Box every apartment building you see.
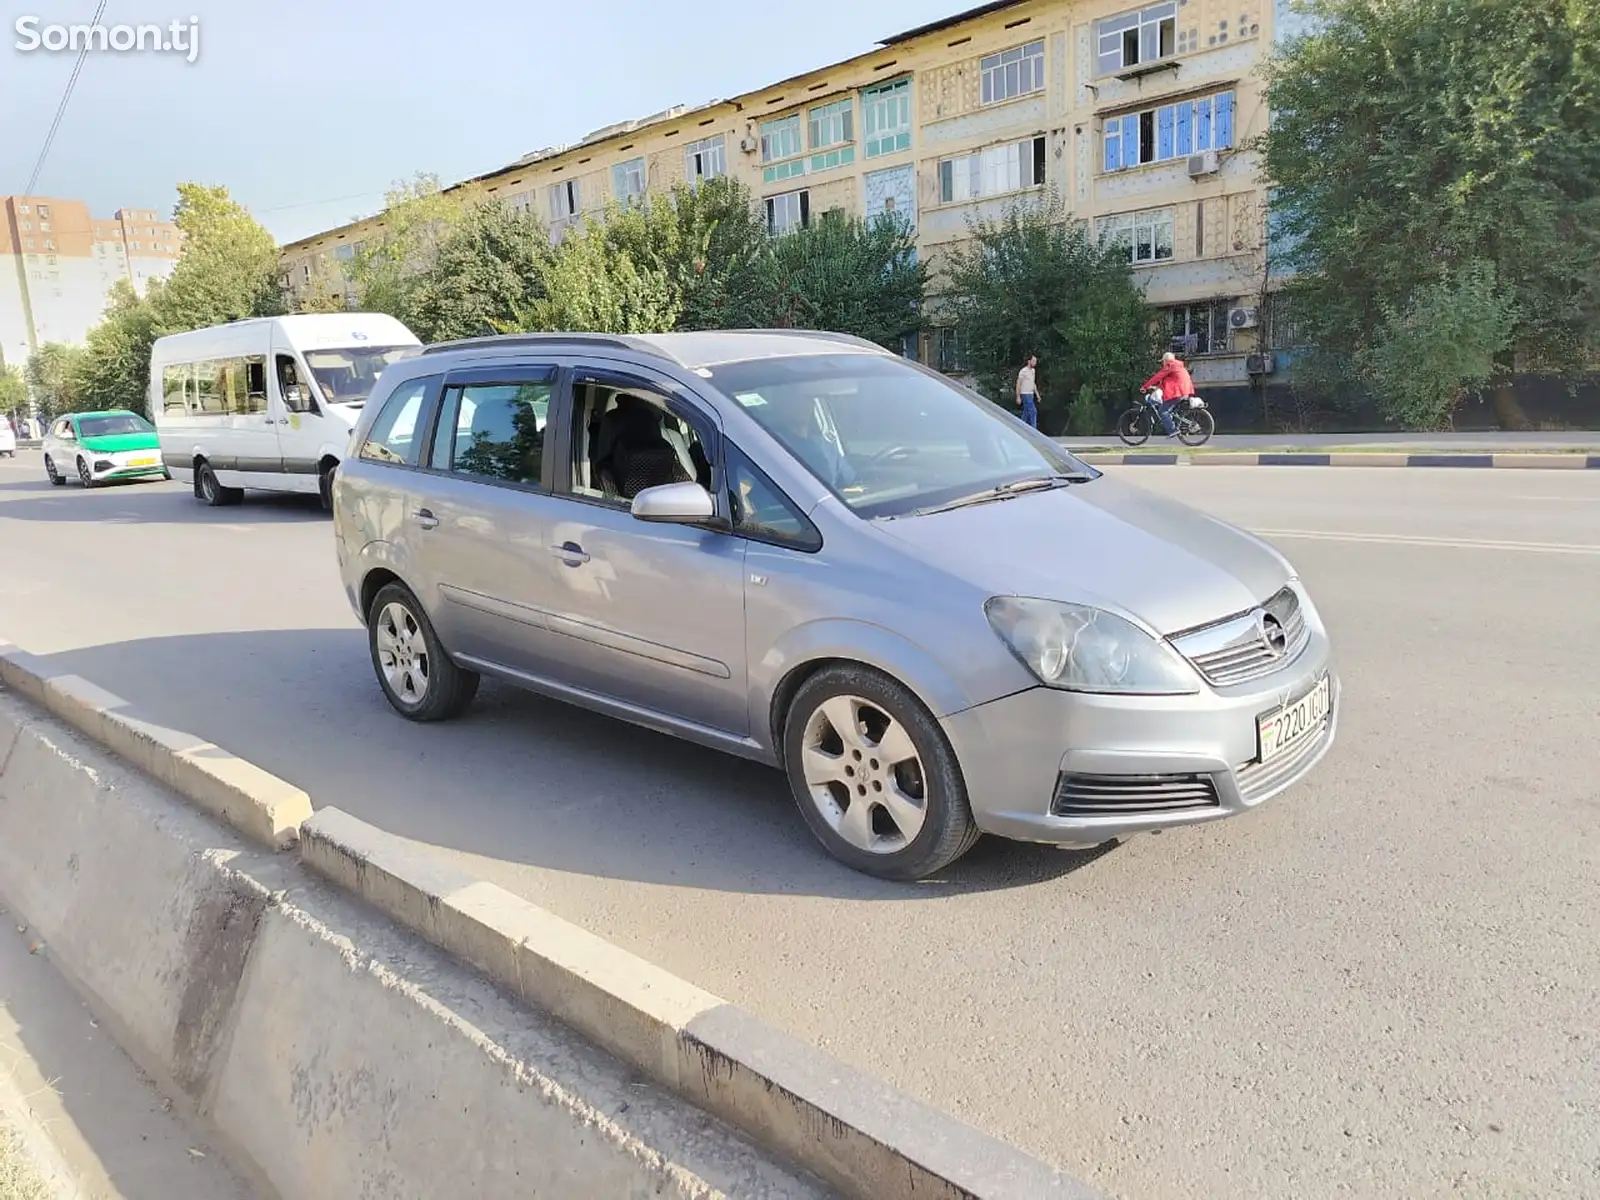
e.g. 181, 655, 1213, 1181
0, 197, 181, 370
281, 0, 1314, 390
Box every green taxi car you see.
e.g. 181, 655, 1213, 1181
43, 410, 171, 488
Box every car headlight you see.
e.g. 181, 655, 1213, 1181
984, 597, 1200, 695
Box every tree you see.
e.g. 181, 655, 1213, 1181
0, 365, 27, 416
506, 216, 680, 334
757, 211, 927, 349
348, 173, 479, 324
24, 343, 85, 421
73, 280, 162, 416
942, 199, 1160, 431
154, 184, 283, 334
1263, 0, 1600, 427
404, 200, 553, 342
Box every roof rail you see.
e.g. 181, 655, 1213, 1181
419, 332, 669, 360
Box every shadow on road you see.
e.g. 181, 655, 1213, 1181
0, 474, 326, 524
37, 629, 1119, 901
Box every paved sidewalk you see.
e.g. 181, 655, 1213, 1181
1059, 431, 1600, 453
0, 913, 253, 1200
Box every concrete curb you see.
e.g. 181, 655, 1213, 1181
1073, 451, 1600, 468
0, 644, 311, 849
0, 644, 1100, 1199
0, 692, 833, 1200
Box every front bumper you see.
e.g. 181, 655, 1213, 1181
87, 451, 166, 481
940, 630, 1339, 845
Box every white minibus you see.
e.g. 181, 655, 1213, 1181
150, 313, 422, 507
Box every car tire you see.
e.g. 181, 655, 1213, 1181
367, 582, 479, 722
44, 456, 64, 486
318, 461, 336, 512
76, 457, 96, 488
196, 461, 241, 507
783, 664, 980, 880
161, 468, 172, 481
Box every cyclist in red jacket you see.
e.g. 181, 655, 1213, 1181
1142, 352, 1196, 438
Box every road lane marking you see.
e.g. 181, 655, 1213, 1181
1252, 529, 1600, 556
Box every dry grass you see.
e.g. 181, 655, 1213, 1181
0, 1123, 52, 1200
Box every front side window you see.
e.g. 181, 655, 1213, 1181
360, 378, 432, 466
566, 380, 711, 505
980, 40, 1046, 105
302, 345, 419, 407
708, 354, 1093, 519
725, 444, 820, 551
433, 380, 551, 486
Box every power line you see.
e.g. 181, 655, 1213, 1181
23, 0, 109, 197
254, 190, 387, 215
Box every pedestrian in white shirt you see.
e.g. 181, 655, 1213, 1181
1015, 355, 1040, 429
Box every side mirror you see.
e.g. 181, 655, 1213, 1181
630, 481, 716, 525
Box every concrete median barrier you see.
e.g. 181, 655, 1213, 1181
0, 691, 832, 1200
0, 642, 1102, 1199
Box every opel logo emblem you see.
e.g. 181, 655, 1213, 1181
1258, 612, 1288, 657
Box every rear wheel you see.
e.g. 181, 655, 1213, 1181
44, 456, 64, 486
196, 461, 242, 507
368, 582, 479, 722
1176, 407, 1216, 447
783, 664, 979, 880
1116, 406, 1152, 446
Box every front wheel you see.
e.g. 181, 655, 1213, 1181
368, 582, 480, 722
783, 665, 980, 880
76, 457, 96, 488
1176, 407, 1216, 447
1116, 407, 1152, 447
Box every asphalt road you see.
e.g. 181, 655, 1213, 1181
1, 450, 1596, 1199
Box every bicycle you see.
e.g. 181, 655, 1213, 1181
1116, 386, 1216, 447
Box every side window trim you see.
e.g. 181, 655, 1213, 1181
424, 363, 563, 494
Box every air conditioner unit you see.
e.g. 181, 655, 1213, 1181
1229, 306, 1260, 330
1246, 351, 1276, 376
1187, 151, 1220, 177
738, 137, 759, 154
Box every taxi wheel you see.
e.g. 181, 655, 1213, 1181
76, 457, 97, 488
45, 456, 65, 486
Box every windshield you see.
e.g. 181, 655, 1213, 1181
303, 345, 420, 407
704, 353, 1097, 518
77, 413, 154, 439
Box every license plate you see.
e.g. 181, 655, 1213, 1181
130, 457, 156, 466
1257, 675, 1331, 764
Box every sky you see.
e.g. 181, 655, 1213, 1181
2, 0, 963, 244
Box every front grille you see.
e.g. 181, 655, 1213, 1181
1052, 773, 1220, 817
1236, 714, 1333, 803
1175, 586, 1309, 687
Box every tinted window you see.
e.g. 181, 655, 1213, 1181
705, 354, 1095, 519
359, 378, 430, 466
726, 444, 820, 551
435, 382, 550, 486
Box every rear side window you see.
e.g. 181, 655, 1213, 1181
432, 380, 552, 488
359, 378, 431, 466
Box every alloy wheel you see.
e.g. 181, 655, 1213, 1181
374, 600, 431, 706
800, 695, 928, 854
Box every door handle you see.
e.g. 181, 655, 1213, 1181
411, 508, 439, 530
550, 541, 589, 565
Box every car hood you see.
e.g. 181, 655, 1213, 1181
875, 475, 1293, 634
79, 431, 160, 453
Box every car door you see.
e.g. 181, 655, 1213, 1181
536, 360, 749, 736
408, 361, 571, 677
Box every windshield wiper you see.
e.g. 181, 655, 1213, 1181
912, 474, 1086, 516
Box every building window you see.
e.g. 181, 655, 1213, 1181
131, 241, 141, 251
938, 136, 1047, 203
1103, 90, 1235, 171
808, 98, 855, 172
980, 40, 1046, 105
334, 244, 355, 261
612, 156, 646, 205
45, 254, 56, 265
1167, 303, 1230, 355
22, 239, 34, 250
1097, 3, 1177, 75
1097, 208, 1176, 264
765, 190, 810, 235
931, 328, 969, 373
550, 178, 580, 219
20, 221, 31, 232
17, 204, 27, 214
36, 204, 49, 218
685, 135, 726, 183
862, 78, 912, 158
761, 114, 805, 183
39, 221, 51, 232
